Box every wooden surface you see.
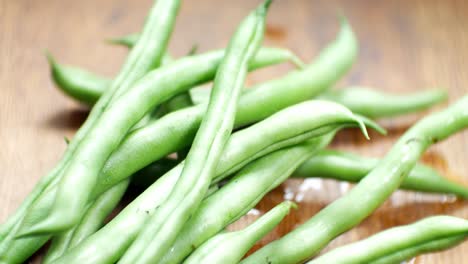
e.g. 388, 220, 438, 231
1, 0, 468, 263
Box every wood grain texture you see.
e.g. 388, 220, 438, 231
1, 0, 467, 263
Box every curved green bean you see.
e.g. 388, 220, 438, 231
242, 95, 468, 264
160, 133, 335, 264
309, 216, 468, 264
184, 201, 297, 264
119, 3, 271, 262
48, 55, 110, 106
48, 47, 304, 106
26, 41, 301, 236
320, 87, 448, 118
0, 0, 179, 249
52, 100, 368, 264
369, 234, 467, 264
294, 149, 468, 197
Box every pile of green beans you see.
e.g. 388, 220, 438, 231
2, 0, 468, 263
1, 17, 360, 262
52, 100, 368, 264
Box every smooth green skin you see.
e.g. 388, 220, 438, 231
242, 95, 468, 264
308, 216, 468, 264
369, 234, 467, 264
160, 134, 335, 264
48, 47, 304, 106
43, 181, 128, 263
294, 149, 468, 198
320, 87, 448, 118
184, 201, 297, 264
52, 100, 367, 264
2, 20, 357, 261
29, 45, 296, 236
120, 3, 270, 262
93, 18, 357, 198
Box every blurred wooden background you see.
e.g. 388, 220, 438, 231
1, 0, 468, 263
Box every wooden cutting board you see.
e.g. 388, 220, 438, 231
1, 0, 467, 262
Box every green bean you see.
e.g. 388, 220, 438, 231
26, 41, 301, 236
369, 234, 467, 264
52, 100, 368, 264
1, 0, 180, 246
119, 2, 271, 262
48, 48, 304, 106
320, 87, 448, 118
160, 133, 335, 264
242, 95, 468, 264
184, 201, 297, 264
308, 216, 468, 264
91, 17, 357, 198
294, 149, 468, 197
48, 55, 111, 106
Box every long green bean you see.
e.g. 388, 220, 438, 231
242, 95, 468, 264
52, 100, 368, 264
320, 87, 448, 118
184, 201, 296, 264
308, 216, 468, 264
294, 149, 468, 197
369, 234, 467, 264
